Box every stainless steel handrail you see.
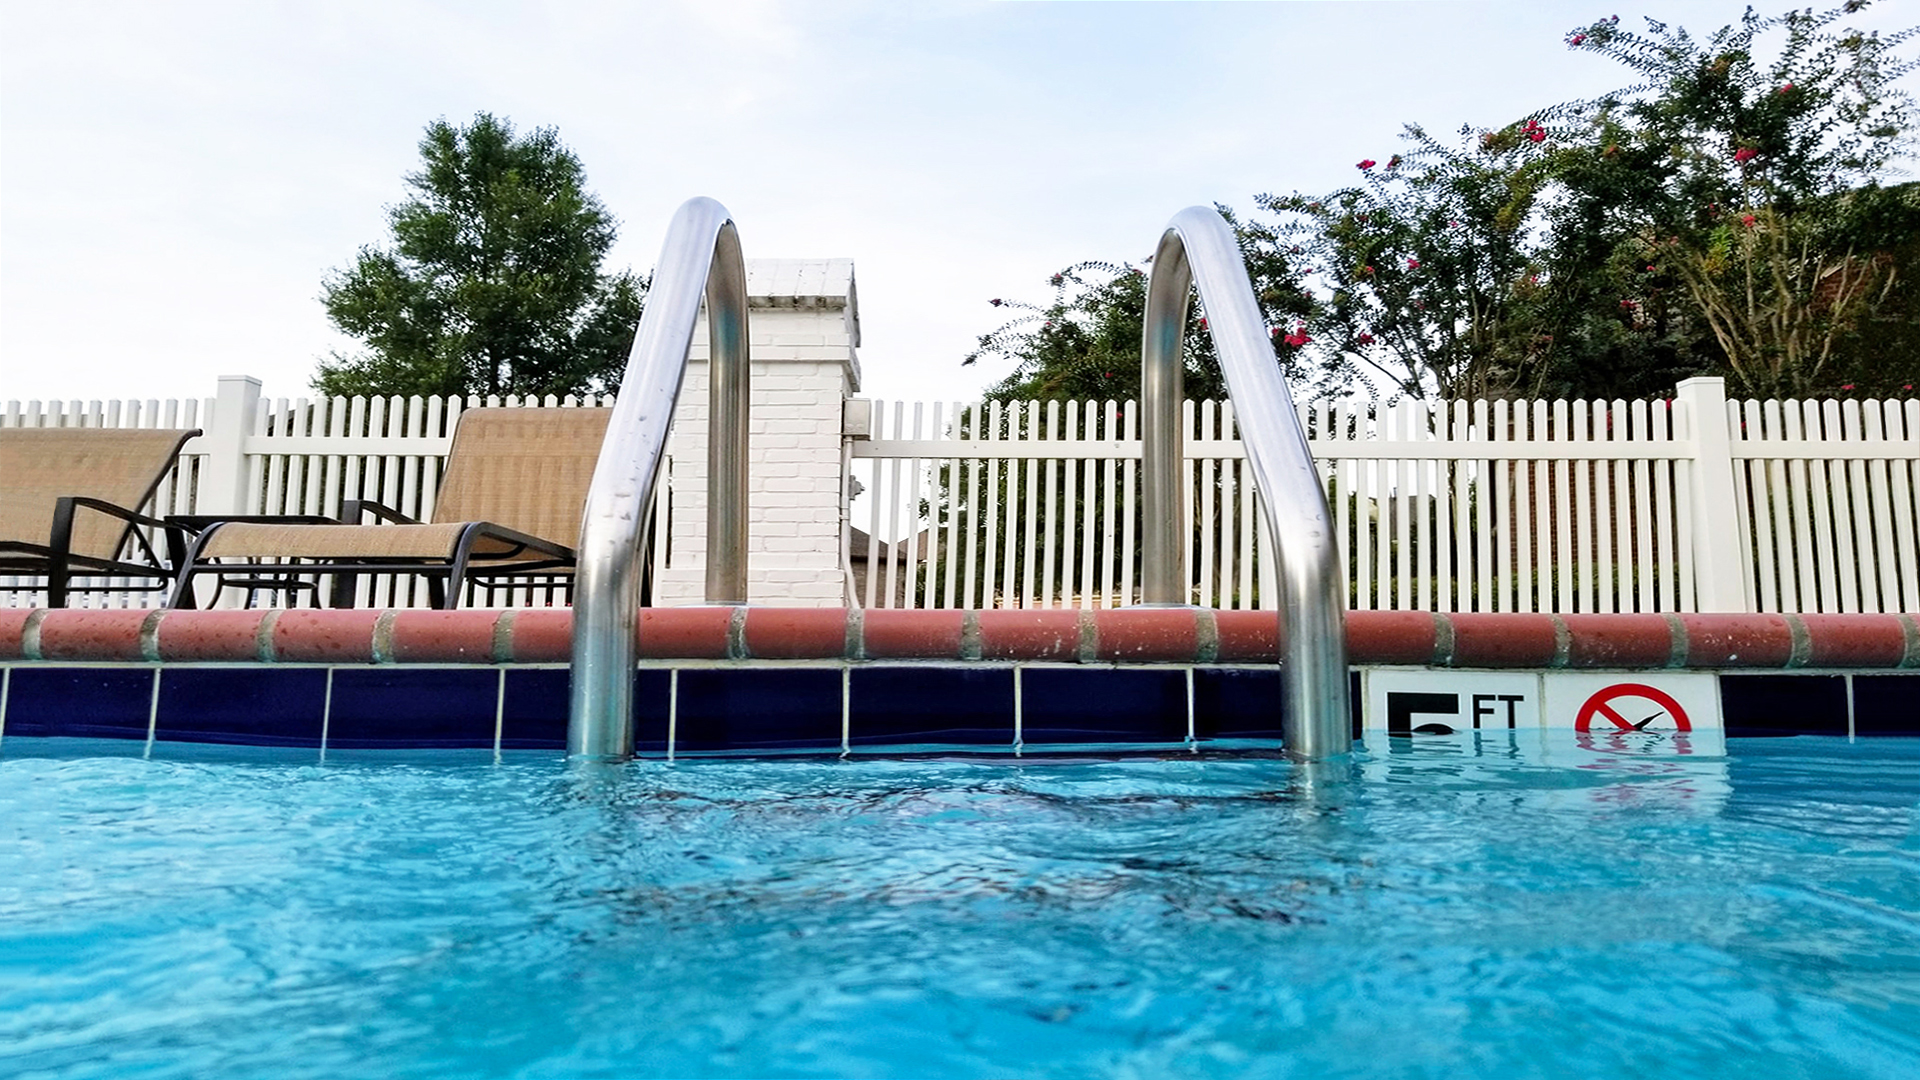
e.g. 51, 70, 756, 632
569, 196, 751, 759
1141, 206, 1351, 760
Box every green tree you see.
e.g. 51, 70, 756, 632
1246, 2, 1916, 404
1556, 3, 1919, 397
1249, 128, 1563, 402
962, 248, 1315, 406
315, 113, 645, 400
963, 261, 1219, 404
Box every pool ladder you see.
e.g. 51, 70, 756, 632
569, 198, 1351, 761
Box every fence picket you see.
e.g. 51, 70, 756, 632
1888, 400, 1920, 611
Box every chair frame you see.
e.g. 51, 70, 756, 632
167, 497, 578, 610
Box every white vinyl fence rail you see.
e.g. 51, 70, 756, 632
1, 376, 662, 609
850, 378, 1920, 615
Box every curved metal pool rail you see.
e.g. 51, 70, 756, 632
1141, 206, 1351, 760
569, 196, 750, 759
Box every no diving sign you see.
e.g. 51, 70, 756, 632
1573, 682, 1691, 732
1543, 673, 1721, 731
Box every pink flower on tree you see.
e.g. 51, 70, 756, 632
1569, 33, 1586, 46
990, 298, 1003, 306
1522, 119, 1546, 143
1356, 332, 1376, 345
1406, 258, 1420, 269
1741, 214, 1758, 228
1283, 328, 1312, 347
1778, 82, 1794, 93
1357, 159, 1377, 170
1734, 147, 1759, 164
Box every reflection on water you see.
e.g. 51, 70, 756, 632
1358, 727, 1733, 814
0, 735, 1915, 1080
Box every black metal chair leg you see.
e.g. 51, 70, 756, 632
330, 571, 359, 609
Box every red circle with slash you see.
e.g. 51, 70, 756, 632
1574, 682, 1692, 732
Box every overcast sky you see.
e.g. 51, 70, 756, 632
4, 0, 1914, 407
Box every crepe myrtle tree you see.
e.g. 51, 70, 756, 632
1250, 112, 1728, 405
1558, 2, 1919, 397
1246, 2, 1917, 405
1246, 123, 1570, 404
316, 113, 646, 401
962, 247, 1318, 408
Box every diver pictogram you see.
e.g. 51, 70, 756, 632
1573, 682, 1693, 732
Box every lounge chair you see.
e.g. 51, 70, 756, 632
0, 426, 201, 607
168, 407, 612, 609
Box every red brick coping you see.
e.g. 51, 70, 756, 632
2, 608, 1916, 669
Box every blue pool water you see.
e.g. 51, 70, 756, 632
2, 735, 1917, 1079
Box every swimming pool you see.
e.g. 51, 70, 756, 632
3, 734, 1916, 1078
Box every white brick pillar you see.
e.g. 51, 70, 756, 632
652, 259, 861, 607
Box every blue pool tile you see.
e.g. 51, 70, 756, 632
634, 669, 669, 753
1193, 667, 1286, 741
327, 668, 498, 749
499, 669, 668, 751
1020, 667, 1188, 744
502, 668, 568, 750
1852, 674, 1920, 736
1720, 674, 1849, 737
5, 667, 154, 741
675, 668, 841, 752
156, 667, 328, 747
848, 666, 1015, 747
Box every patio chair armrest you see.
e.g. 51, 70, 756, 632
55, 495, 174, 533
472, 522, 575, 561
341, 499, 420, 525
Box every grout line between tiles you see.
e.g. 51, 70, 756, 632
320, 668, 335, 761
144, 667, 160, 758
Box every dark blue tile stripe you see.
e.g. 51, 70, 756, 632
1, 664, 1915, 752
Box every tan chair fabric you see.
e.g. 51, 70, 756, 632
430, 407, 612, 547
201, 522, 478, 560
198, 407, 610, 562
0, 428, 195, 560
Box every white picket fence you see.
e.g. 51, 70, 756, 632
8, 375, 1918, 614
850, 381, 1920, 614
1, 377, 651, 609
